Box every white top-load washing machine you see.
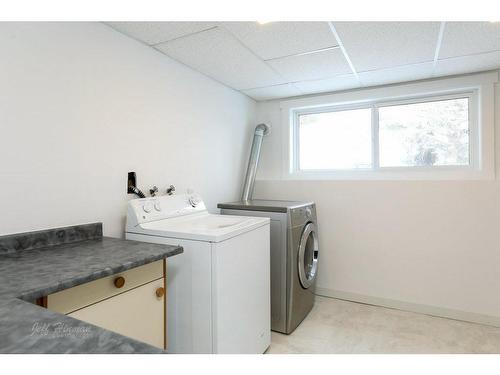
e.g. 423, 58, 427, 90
125, 193, 270, 354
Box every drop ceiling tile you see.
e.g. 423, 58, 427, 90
267, 48, 351, 82
294, 75, 360, 95
106, 22, 217, 45
222, 21, 337, 60
358, 62, 434, 87
333, 22, 441, 72
155, 27, 286, 90
439, 22, 500, 59
434, 51, 500, 76
242, 83, 303, 101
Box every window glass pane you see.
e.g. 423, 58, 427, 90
298, 108, 372, 170
379, 98, 469, 167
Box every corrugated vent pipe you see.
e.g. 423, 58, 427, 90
241, 123, 270, 201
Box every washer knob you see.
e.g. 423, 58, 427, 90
154, 201, 161, 211
188, 194, 201, 207
143, 202, 153, 213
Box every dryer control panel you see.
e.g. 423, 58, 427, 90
290, 203, 317, 228
126, 193, 207, 228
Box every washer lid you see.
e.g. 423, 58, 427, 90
127, 212, 270, 243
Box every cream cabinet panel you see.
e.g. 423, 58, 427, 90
48, 260, 163, 314
68, 279, 165, 349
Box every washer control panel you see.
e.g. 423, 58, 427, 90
127, 193, 207, 226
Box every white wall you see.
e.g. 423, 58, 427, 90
254, 75, 500, 324
0, 22, 256, 237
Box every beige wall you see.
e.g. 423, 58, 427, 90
0, 22, 256, 237
254, 74, 500, 323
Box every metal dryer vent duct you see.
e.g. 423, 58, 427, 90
241, 123, 270, 201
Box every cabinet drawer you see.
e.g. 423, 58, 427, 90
47, 260, 164, 314
68, 278, 165, 349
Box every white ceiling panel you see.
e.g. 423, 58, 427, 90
294, 75, 360, 95
222, 22, 337, 60
439, 22, 500, 59
358, 62, 434, 87
242, 83, 303, 101
155, 27, 286, 90
333, 22, 441, 72
106, 22, 217, 45
435, 51, 500, 76
106, 21, 500, 101
267, 48, 351, 82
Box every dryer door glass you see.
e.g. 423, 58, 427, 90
298, 223, 319, 289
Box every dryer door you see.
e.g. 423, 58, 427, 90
297, 223, 319, 289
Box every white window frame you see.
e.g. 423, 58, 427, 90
292, 91, 476, 172
280, 72, 497, 180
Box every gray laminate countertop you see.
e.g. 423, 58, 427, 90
0, 223, 183, 354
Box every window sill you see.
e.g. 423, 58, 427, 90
282, 167, 495, 181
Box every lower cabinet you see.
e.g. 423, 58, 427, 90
68, 278, 165, 349
45, 260, 166, 350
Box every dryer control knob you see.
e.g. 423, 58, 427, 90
154, 201, 161, 211
305, 207, 312, 218
143, 202, 153, 213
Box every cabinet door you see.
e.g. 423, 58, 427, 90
68, 279, 165, 349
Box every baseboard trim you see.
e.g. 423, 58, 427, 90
315, 287, 500, 328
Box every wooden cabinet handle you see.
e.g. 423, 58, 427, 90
155, 287, 165, 298
114, 276, 125, 288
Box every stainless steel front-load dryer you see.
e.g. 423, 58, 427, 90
218, 200, 319, 334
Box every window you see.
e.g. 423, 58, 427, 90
282, 72, 496, 180
298, 108, 372, 170
378, 98, 470, 168
291, 93, 476, 175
